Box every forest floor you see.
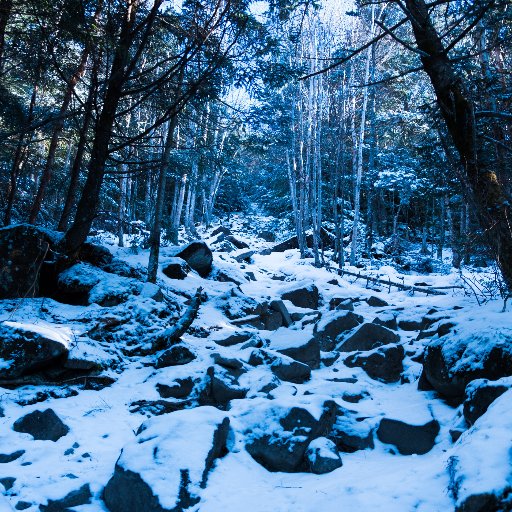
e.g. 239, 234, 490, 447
0, 215, 510, 512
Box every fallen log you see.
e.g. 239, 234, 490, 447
337, 269, 462, 296
140, 287, 203, 355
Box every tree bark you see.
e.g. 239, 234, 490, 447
0, 0, 13, 74
61, 0, 145, 255
405, 0, 512, 289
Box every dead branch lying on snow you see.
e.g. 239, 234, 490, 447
138, 286, 204, 356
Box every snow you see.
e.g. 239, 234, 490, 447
0, 217, 510, 511
449, 389, 512, 507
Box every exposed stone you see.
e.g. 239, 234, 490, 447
463, 377, 512, 426
398, 318, 423, 331
337, 323, 400, 352
281, 284, 320, 310
104, 408, 230, 512
373, 313, 398, 331
329, 414, 374, 453
345, 344, 405, 383
305, 437, 342, 474
214, 332, 253, 347
0, 323, 69, 380
0, 224, 60, 299
155, 345, 196, 369
79, 242, 114, 267
0, 450, 25, 463
367, 296, 389, 307
258, 230, 276, 242
246, 401, 338, 473
40, 484, 92, 511
157, 378, 196, 399
270, 300, 293, 327
248, 349, 311, 384
162, 258, 191, 280
422, 327, 512, 402
211, 226, 231, 237
314, 311, 363, 351
274, 337, 321, 370
175, 241, 213, 278
377, 417, 439, 455
199, 367, 248, 409
13, 409, 69, 442
329, 298, 354, 311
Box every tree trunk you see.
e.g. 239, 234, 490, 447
0, 0, 13, 74
405, 0, 512, 289
61, 0, 143, 255
4, 83, 38, 226
57, 60, 98, 231
28, 44, 90, 224
147, 115, 179, 284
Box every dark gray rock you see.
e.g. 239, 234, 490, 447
80, 242, 114, 268
40, 484, 92, 511
305, 437, 342, 474
329, 298, 354, 312
13, 409, 69, 442
261, 309, 283, 331
104, 408, 230, 512
214, 332, 253, 347
258, 230, 276, 242
211, 226, 231, 237
329, 414, 374, 453
373, 313, 398, 331
175, 241, 213, 278
155, 346, 196, 369
55, 263, 101, 304
337, 323, 400, 352
377, 417, 439, 455
248, 349, 311, 384
463, 377, 512, 426
367, 296, 389, 307
270, 300, 293, 327
282, 284, 320, 310
345, 344, 404, 383
157, 378, 196, 399
0, 323, 69, 380
225, 236, 249, 250
199, 367, 248, 409
0, 224, 60, 299
422, 331, 512, 402
162, 258, 190, 280
246, 401, 338, 473
0, 477, 15, 490
16, 501, 31, 510
275, 337, 320, 369
314, 311, 363, 351
398, 319, 423, 331
0, 450, 24, 463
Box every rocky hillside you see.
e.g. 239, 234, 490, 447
0, 220, 511, 512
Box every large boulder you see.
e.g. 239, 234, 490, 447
175, 242, 213, 278
448, 390, 512, 512
55, 262, 102, 304
198, 367, 248, 410
376, 417, 439, 455
314, 311, 363, 351
422, 315, 512, 402
463, 377, 512, 426
337, 323, 400, 352
0, 224, 60, 299
0, 322, 69, 380
104, 407, 230, 512
329, 414, 374, 453
281, 283, 320, 310
345, 344, 404, 383
13, 409, 69, 441
245, 401, 338, 473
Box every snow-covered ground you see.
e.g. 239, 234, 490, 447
0, 219, 510, 512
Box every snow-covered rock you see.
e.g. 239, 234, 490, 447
103, 407, 230, 512
448, 389, 512, 511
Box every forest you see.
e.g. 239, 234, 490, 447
0, 0, 511, 511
